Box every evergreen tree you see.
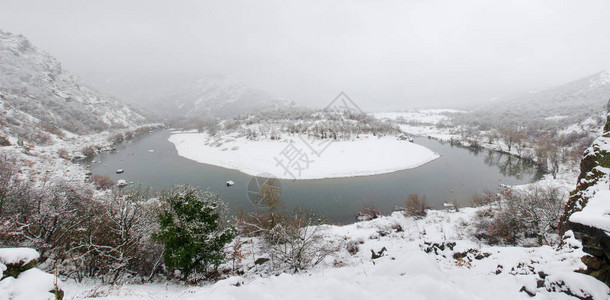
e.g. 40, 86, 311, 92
153, 186, 235, 280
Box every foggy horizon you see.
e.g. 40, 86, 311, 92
2, 0, 610, 111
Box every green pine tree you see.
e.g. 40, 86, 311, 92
153, 186, 236, 280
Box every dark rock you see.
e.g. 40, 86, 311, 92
545, 277, 596, 300
0, 136, 11, 146
519, 285, 536, 297
569, 221, 610, 285
51, 288, 64, 300
1, 259, 37, 279
371, 247, 387, 259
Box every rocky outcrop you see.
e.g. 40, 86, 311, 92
570, 222, 610, 285
560, 99, 610, 286
559, 136, 610, 232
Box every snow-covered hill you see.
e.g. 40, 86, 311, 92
0, 29, 147, 145
484, 71, 610, 119
154, 75, 285, 119
84, 73, 286, 120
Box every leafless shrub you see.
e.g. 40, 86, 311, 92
40, 122, 65, 138
80, 145, 96, 157
266, 213, 338, 272
57, 148, 70, 160
109, 133, 125, 144
346, 239, 363, 255
0, 136, 11, 146
73, 187, 160, 283
355, 205, 383, 221
474, 186, 565, 246
31, 129, 53, 145
471, 191, 498, 207
237, 211, 273, 237
90, 175, 114, 190
405, 194, 428, 218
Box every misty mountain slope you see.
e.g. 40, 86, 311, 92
486, 71, 610, 118
84, 73, 286, 120
452, 71, 610, 131
155, 76, 286, 119
0, 29, 146, 144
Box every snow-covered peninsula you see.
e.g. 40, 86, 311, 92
168, 132, 439, 180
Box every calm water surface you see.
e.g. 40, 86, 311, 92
81, 130, 543, 223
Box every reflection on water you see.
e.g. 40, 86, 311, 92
80, 130, 543, 224
439, 139, 544, 182
484, 150, 543, 180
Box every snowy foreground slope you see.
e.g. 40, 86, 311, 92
62, 187, 609, 299
168, 131, 439, 179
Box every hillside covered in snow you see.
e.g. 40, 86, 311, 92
453, 71, 610, 131
0, 29, 147, 146
84, 73, 286, 121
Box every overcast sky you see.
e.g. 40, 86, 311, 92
1, 0, 610, 110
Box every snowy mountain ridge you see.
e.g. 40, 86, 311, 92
484, 70, 610, 118
152, 75, 286, 119
0, 29, 147, 145
83, 72, 286, 120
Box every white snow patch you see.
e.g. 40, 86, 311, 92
168, 133, 439, 179
0, 248, 40, 265
9, 268, 58, 300
570, 189, 610, 234
546, 271, 610, 300
545, 115, 568, 121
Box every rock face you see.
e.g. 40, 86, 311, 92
569, 222, 610, 285
560, 98, 610, 286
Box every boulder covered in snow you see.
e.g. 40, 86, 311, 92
0, 248, 39, 279
0, 248, 63, 300
0, 248, 39, 266
545, 271, 610, 300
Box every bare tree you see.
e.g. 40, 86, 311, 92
405, 194, 428, 218
475, 186, 565, 246
266, 213, 337, 272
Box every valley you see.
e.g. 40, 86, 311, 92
1, 5, 610, 298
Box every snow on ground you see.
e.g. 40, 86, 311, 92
373, 109, 465, 125
168, 132, 439, 180
60, 123, 610, 299
4, 109, 608, 299
559, 116, 605, 136
0, 124, 162, 189
374, 110, 464, 140
62, 206, 608, 299
398, 124, 460, 141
